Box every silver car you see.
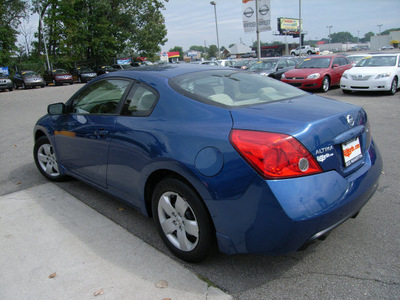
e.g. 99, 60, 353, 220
14, 71, 45, 89
0, 73, 13, 91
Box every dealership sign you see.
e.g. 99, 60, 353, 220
277, 17, 303, 35
242, 0, 271, 33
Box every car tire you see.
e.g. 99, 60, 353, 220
33, 136, 67, 182
388, 77, 398, 95
307, 51, 312, 55
320, 76, 330, 93
342, 89, 352, 94
152, 177, 215, 262
22, 82, 26, 89
291, 52, 295, 56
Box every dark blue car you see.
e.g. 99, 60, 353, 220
33, 65, 382, 262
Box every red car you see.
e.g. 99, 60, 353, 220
281, 55, 352, 92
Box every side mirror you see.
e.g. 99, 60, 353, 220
332, 64, 339, 68
48, 102, 66, 115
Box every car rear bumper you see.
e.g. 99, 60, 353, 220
210, 140, 383, 255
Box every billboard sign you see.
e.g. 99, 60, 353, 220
242, 0, 271, 33
277, 17, 303, 35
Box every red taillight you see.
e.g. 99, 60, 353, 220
229, 129, 323, 179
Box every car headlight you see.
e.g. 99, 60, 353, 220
342, 73, 348, 79
375, 73, 391, 79
307, 73, 321, 79
281, 73, 286, 79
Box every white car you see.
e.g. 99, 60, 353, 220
340, 53, 400, 95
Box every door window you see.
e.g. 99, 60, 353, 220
121, 83, 158, 116
71, 79, 131, 114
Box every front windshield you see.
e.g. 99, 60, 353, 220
355, 56, 397, 67
0, 73, 7, 78
52, 69, 67, 74
250, 60, 278, 70
296, 57, 331, 69
170, 70, 306, 108
22, 71, 39, 77
348, 56, 365, 63
102, 66, 114, 71
80, 67, 93, 72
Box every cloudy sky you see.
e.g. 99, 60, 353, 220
161, 0, 400, 51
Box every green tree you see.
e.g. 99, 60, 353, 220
381, 28, 400, 35
208, 44, 218, 58
0, 0, 29, 65
330, 31, 357, 43
360, 31, 375, 43
34, 0, 168, 65
189, 45, 206, 53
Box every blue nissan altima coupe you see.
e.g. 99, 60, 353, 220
33, 64, 382, 262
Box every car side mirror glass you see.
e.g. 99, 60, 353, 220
48, 102, 66, 115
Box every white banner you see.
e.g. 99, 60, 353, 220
242, 0, 271, 33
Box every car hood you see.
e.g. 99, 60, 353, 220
285, 68, 328, 77
230, 94, 368, 177
345, 66, 396, 75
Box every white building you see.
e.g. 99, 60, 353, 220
370, 30, 400, 50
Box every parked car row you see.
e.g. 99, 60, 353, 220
244, 53, 400, 95
0, 63, 152, 92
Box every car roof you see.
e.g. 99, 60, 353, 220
103, 64, 225, 79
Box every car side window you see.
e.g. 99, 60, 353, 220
332, 58, 340, 66
70, 79, 131, 115
338, 57, 349, 66
286, 59, 297, 67
277, 60, 287, 69
121, 83, 158, 117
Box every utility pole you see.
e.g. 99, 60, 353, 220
299, 0, 302, 57
377, 24, 383, 49
326, 25, 333, 50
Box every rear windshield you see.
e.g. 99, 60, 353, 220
169, 70, 306, 108
356, 56, 397, 67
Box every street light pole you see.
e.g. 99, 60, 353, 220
326, 25, 333, 50
377, 24, 383, 49
210, 1, 220, 59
